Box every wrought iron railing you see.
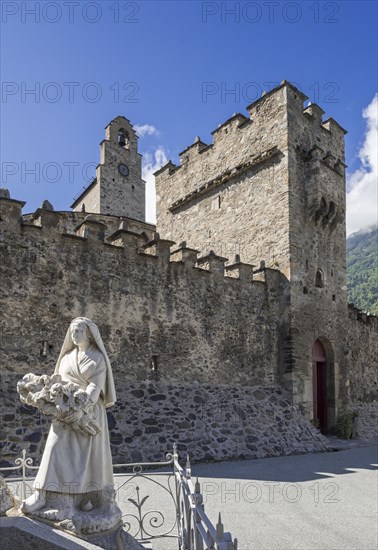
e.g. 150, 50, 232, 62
0, 448, 39, 500
173, 446, 238, 550
113, 448, 178, 540
1, 444, 238, 550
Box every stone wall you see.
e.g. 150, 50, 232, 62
0, 198, 287, 387
155, 82, 346, 282
0, 376, 328, 468
72, 179, 101, 216
154, 81, 355, 429
352, 401, 378, 442
1, 80, 377, 467
339, 307, 378, 442
346, 306, 378, 403
155, 84, 291, 276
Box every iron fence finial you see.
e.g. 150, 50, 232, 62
195, 477, 201, 493
185, 454, 191, 478
216, 512, 224, 537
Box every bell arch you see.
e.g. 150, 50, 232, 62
117, 128, 130, 149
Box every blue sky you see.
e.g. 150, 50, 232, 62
1, 0, 377, 233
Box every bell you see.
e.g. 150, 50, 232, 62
118, 133, 126, 147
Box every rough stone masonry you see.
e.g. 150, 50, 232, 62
0, 81, 377, 469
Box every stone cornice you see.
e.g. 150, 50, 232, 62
168, 146, 281, 212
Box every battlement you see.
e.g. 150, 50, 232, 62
0, 194, 288, 294
20, 203, 155, 241
348, 303, 378, 325
0, 191, 289, 389
154, 80, 347, 277
155, 81, 346, 206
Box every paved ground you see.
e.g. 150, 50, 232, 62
116, 442, 377, 550
188, 442, 378, 550
7, 442, 378, 550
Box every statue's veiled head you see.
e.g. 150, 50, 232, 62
69, 319, 93, 347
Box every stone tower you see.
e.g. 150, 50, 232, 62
155, 81, 348, 431
72, 116, 145, 221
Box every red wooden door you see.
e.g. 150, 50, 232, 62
312, 340, 327, 433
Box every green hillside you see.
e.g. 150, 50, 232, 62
347, 227, 378, 315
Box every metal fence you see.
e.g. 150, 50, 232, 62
1, 444, 237, 550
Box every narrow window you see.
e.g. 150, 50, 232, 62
151, 354, 158, 372
315, 270, 324, 288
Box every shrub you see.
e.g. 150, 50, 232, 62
336, 410, 358, 439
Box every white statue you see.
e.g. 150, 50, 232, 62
18, 317, 121, 534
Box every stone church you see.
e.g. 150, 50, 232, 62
0, 81, 376, 466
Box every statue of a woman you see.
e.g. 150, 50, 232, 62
21, 318, 120, 531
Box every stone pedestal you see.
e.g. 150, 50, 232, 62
28, 488, 122, 535
1, 514, 147, 550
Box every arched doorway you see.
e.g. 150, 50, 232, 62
312, 339, 327, 433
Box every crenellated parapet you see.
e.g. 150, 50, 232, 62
3, 194, 155, 244
0, 195, 25, 228
225, 255, 255, 281
142, 233, 176, 263
156, 82, 346, 213
348, 303, 378, 325
170, 241, 201, 269
107, 223, 146, 252
154, 80, 347, 276
0, 191, 285, 298
75, 216, 107, 241
1, 191, 290, 393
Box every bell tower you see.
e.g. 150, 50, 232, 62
71, 116, 145, 221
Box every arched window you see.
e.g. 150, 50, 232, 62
118, 129, 129, 149
315, 269, 324, 288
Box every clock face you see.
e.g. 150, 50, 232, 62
118, 163, 129, 177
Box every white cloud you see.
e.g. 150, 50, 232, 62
134, 124, 159, 138
142, 146, 168, 224
346, 94, 378, 236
